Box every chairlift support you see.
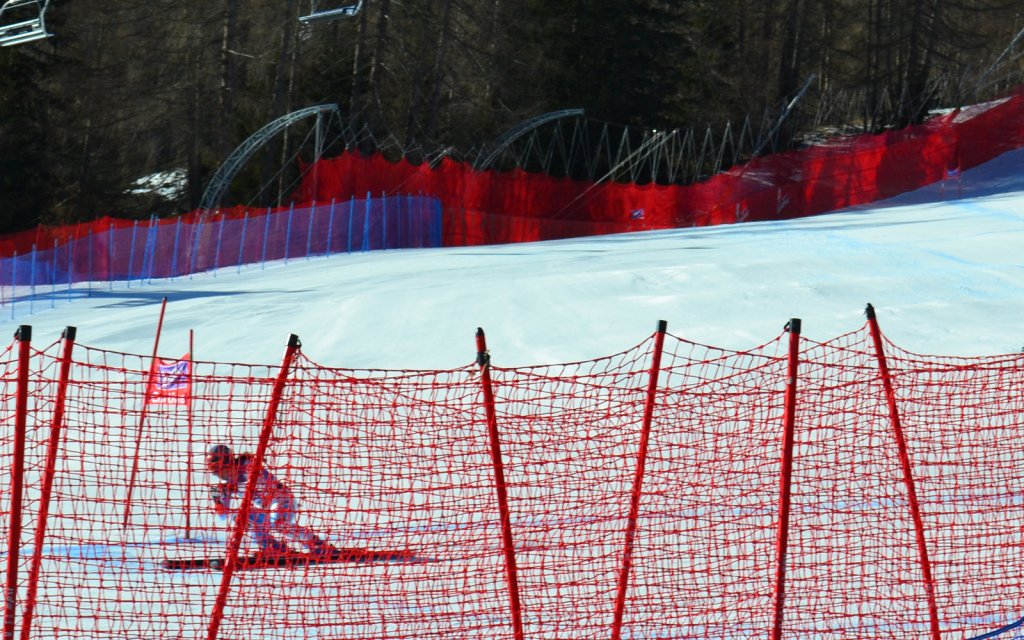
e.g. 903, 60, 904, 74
299, 0, 363, 25
0, 0, 52, 47
199, 104, 342, 213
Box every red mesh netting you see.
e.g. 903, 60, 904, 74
2, 319, 1024, 639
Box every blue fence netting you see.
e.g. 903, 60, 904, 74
0, 194, 444, 318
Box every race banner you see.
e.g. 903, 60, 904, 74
147, 353, 192, 406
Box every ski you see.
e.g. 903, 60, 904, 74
161, 547, 417, 571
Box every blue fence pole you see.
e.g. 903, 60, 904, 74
326, 199, 336, 256
108, 223, 114, 291
127, 220, 140, 287
87, 230, 93, 298
188, 217, 202, 279
171, 218, 182, 278
29, 244, 36, 315
237, 211, 249, 275
347, 196, 354, 254
50, 238, 58, 308
306, 201, 316, 260
144, 215, 157, 284
10, 251, 16, 319
399, 192, 407, 246
285, 202, 295, 264
213, 213, 226, 276
362, 192, 371, 252
67, 238, 74, 303
382, 193, 388, 249
261, 207, 271, 270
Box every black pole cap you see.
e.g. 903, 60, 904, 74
63, 326, 77, 341
785, 318, 801, 334
15, 325, 31, 341
864, 303, 876, 319
475, 328, 489, 367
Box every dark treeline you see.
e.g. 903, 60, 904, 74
1, 0, 1021, 234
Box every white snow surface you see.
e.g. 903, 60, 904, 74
5, 148, 1024, 369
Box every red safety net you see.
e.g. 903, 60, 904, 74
292, 90, 1024, 246
2, 316, 1024, 639
4, 91, 1024, 268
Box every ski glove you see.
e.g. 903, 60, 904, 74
210, 482, 237, 515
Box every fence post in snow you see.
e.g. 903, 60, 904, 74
108, 222, 114, 292
50, 238, 58, 308
865, 303, 941, 640
66, 238, 74, 304
20, 326, 77, 640
170, 218, 182, 279
285, 202, 295, 264
381, 192, 388, 249
770, 318, 802, 640
474, 328, 525, 640
208, 333, 302, 640
29, 244, 36, 315
326, 199, 336, 256
610, 320, 668, 640
237, 211, 249, 275
144, 215, 157, 284
213, 213, 226, 276
261, 207, 272, 270
87, 230, 93, 297
347, 196, 354, 254
3, 325, 32, 640
188, 217, 202, 280
122, 297, 169, 528
362, 192, 371, 252
10, 252, 16, 320
306, 201, 316, 260
127, 219, 139, 287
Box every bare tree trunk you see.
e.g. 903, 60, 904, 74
218, 0, 241, 158
259, 0, 299, 207
365, 0, 392, 144
348, 0, 371, 138
425, 0, 455, 138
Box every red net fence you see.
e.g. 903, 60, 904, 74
293, 90, 1024, 246
2, 310, 1024, 639
6, 90, 1024, 279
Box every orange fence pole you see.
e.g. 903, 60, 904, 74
610, 320, 667, 640
207, 334, 302, 640
770, 319, 801, 640
3, 326, 32, 640
123, 297, 169, 527
865, 303, 941, 640
475, 328, 524, 640
20, 327, 77, 640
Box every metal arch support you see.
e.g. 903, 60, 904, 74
199, 104, 341, 212
473, 109, 585, 171
0, 0, 52, 47
300, 0, 363, 25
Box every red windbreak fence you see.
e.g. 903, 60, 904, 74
292, 89, 1024, 245
5, 90, 1024, 272
2, 308, 1024, 639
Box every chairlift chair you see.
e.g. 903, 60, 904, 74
299, 0, 363, 25
0, 0, 51, 47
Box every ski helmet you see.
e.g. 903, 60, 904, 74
206, 444, 232, 470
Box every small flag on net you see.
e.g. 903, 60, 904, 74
147, 353, 192, 406
630, 208, 645, 220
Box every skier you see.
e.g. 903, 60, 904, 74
206, 444, 336, 557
